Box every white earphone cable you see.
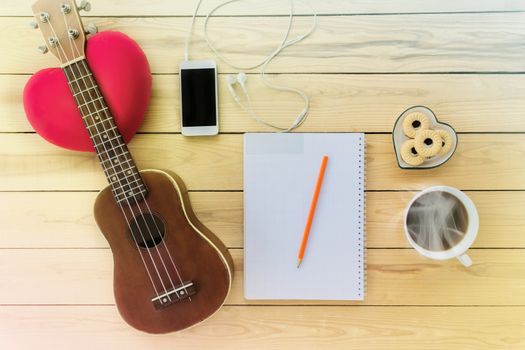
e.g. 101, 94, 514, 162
203, 0, 296, 71
185, 0, 317, 132
184, 0, 204, 61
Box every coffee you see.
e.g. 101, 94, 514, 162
406, 191, 469, 251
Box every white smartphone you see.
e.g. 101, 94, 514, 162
179, 60, 219, 136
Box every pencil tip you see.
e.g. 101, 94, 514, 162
297, 259, 302, 268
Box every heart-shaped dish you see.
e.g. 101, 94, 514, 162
23, 31, 151, 152
392, 106, 458, 169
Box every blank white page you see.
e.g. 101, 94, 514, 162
244, 133, 365, 300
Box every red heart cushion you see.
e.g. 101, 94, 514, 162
23, 31, 151, 152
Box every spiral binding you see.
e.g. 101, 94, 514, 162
357, 134, 366, 299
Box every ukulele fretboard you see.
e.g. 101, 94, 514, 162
63, 59, 147, 206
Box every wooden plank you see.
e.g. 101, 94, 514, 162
231, 249, 525, 306
1, 305, 524, 350
0, 191, 523, 249
365, 134, 525, 191
1, 134, 524, 191
5, 14, 525, 74
1, 249, 525, 306
3, 2, 524, 348
367, 191, 525, 248
0, 134, 243, 191
5, 74, 525, 133
3, 0, 524, 16
0, 192, 243, 248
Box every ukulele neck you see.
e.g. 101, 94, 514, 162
63, 59, 147, 206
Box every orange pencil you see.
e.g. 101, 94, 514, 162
297, 155, 329, 268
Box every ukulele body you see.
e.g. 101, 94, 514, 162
94, 169, 233, 334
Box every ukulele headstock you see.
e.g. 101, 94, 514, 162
31, 0, 87, 66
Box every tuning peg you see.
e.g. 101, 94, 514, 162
68, 29, 80, 39
39, 12, 50, 23
78, 0, 92, 12
85, 23, 98, 35
29, 22, 38, 29
61, 3, 72, 14
37, 45, 48, 54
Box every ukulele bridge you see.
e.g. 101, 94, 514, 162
151, 281, 196, 309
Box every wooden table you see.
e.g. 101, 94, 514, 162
1, 1, 525, 349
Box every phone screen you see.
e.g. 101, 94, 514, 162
180, 68, 217, 127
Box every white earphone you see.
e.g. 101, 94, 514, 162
225, 72, 310, 132
225, 74, 240, 102
185, 0, 317, 133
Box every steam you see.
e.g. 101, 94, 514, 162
407, 191, 468, 251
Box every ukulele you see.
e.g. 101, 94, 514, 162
31, 0, 233, 334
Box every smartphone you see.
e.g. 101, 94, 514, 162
179, 60, 219, 136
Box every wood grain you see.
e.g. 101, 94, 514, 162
1, 249, 525, 306
4, 0, 524, 16
0, 191, 242, 248
0, 134, 524, 191
5, 14, 525, 74
6, 74, 525, 133
2, 305, 525, 350
2, 1, 525, 347
367, 191, 525, 248
1, 191, 523, 249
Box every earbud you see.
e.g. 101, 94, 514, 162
236, 72, 247, 86
226, 72, 251, 103
225, 74, 236, 85
236, 72, 249, 97
224, 71, 307, 132
225, 74, 240, 102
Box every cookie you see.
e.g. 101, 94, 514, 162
401, 139, 425, 166
414, 129, 443, 157
402, 112, 430, 138
436, 129, 453, 156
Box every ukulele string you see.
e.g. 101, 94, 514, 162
142, 192, 191, 301
70, 50, 191, 301
48, 16, 165, 300
65, 60, 169, 299
61, 12, 190, 300
56, 18, 172, 300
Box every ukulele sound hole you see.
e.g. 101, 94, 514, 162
129, 213, 166, 248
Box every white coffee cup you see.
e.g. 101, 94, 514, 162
403, 186, 479, 267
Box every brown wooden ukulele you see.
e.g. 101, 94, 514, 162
31, 0, 233, 334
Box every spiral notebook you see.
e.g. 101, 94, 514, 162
244, 133, 366, 300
